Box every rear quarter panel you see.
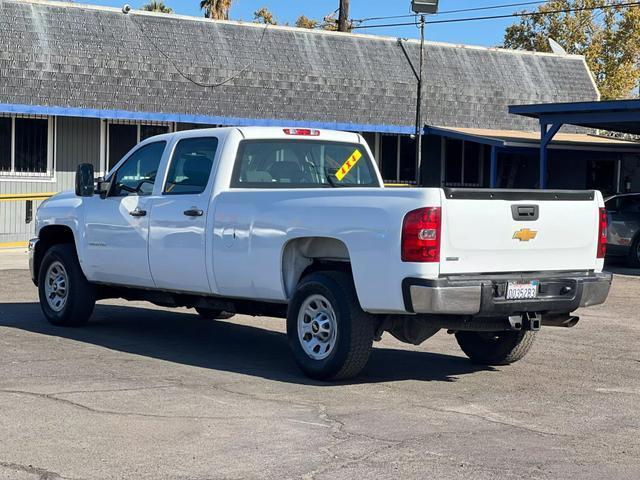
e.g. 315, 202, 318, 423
211, 188, 441, 313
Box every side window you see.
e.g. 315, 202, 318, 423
111, 141, 166, 197
164, 137, 218, 195
620, 196, 640, 213
605, 197, 620, 212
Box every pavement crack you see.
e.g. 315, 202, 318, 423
0, 460, 79, 480
0, 388, 254, 420
421, 403, 563, 437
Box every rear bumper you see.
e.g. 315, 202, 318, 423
403, 271, 612, 316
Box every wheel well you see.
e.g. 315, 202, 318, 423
34, 225, 76, 283
282, 237, 352, 298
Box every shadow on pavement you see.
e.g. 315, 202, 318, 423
604, 258, 640, 277
0, 302, 494, 385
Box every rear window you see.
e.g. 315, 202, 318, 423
231, 140, 380, 188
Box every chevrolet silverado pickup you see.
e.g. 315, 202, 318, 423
30, 127, 612, 380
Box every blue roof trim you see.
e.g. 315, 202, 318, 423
425, 126, 505, 147
0, 103, 417, 135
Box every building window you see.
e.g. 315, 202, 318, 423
107, 121, 171, 170
0, 118, 10, 172
360, 132, 377, 158
399, 135, 416, 182
380, 134, 398, 182
443, 138, 484, 187
0, 115, 53, 178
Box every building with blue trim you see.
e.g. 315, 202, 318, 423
1, 0, 638, 244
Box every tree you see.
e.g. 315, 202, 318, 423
295, 15, 318, 29
254, 7, 277, 25
200, 0, 232, 20
249, 5, 345, 32
141, 1, 172, 13
503, 0, 640, 99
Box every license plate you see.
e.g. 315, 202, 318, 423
506, 281, 539, 300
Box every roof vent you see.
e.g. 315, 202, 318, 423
122, 4, 132, 14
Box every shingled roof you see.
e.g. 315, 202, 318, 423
0, 0, 599, 133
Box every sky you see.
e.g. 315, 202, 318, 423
83, 0, 529, 47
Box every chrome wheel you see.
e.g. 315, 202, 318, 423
44, 261, 68, 312
297, 294, 337, 360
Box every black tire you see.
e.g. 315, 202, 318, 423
286, 271, 375, 381
627, 235, 640, 268
38, 244, 95, 327
455, 330, 536, 366
194, 308, 235, 320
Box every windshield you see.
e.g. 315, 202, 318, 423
231, 140, 380, 188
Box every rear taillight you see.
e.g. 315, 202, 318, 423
402, 207, 441, 263
597, 207, 607, 259
283, 128, 320, 136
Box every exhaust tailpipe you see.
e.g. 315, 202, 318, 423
542, 313, 580, 328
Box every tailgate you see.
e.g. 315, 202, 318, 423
439, 189, 602, 275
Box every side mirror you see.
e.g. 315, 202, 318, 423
75, 163, 95, 197
97, 179, 112, 199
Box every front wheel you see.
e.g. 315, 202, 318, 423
455, 330, 536, 365
287, 271, 375, 381
38, 244, 95, 327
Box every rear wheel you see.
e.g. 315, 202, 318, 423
194, 308, 235, 320
455, 330, 536, 365
38, 244, 95, 327
287, 271, 375, 381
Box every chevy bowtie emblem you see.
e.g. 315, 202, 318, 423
513, 228, 538, 242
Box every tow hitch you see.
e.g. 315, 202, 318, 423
508, 313, 541, 331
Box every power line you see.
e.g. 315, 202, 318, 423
351, 1, 640, 30
353, 1, 548, 23
439, 1, 548, 14
128, 14, 270, 89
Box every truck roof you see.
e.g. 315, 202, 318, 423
159, 126, 362, 144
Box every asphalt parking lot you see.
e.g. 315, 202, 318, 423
0, 252, 639, 479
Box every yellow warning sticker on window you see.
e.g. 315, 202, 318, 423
335, 149, 363, 181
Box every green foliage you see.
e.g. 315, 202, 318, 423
141, 1, 172, 13
254, 7, 277, 25
295, 15, 318, 29
200, 0, 232, 20
503, 0, 640, 99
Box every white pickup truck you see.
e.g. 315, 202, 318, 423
30, 127, 612, 380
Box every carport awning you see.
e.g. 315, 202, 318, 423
426, 125, 640, 152
509, 99, 640, 135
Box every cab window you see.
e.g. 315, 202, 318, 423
164, 137, 218, 195
231, 140, 379, 188
110, 142, 166, 197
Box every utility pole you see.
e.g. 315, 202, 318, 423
338, 0, 350, 32
414, 14, 425, 186
410, 1, 439, 186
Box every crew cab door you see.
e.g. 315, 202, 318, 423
83, 141, 167, 287
148, 136, 219, 293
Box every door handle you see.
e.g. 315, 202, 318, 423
129, 207, 147, 217
511, 205, 539, 221
183, 208, 204, 217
